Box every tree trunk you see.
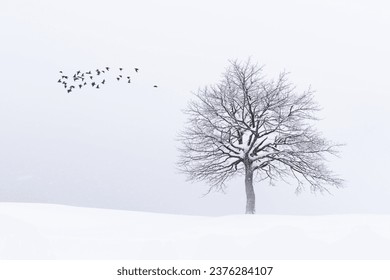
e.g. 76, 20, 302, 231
245, 163, 255, 214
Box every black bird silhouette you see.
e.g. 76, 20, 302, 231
58, 65, 150, 93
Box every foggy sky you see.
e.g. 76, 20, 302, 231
1, 0, 389, 215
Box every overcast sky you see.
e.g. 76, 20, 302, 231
1, 0, 389, 215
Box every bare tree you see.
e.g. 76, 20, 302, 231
178, 59, 343, 214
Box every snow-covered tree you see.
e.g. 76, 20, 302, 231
178, 59, 343, 214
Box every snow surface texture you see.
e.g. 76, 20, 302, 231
1, 203, 389, 259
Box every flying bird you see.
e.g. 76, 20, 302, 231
58, 65, 152, 93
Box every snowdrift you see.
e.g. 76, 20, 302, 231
1, 203, 389, 259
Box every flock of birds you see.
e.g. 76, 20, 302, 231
57, 67, 158, 93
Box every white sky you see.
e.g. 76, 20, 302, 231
0, 0, 389, 215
